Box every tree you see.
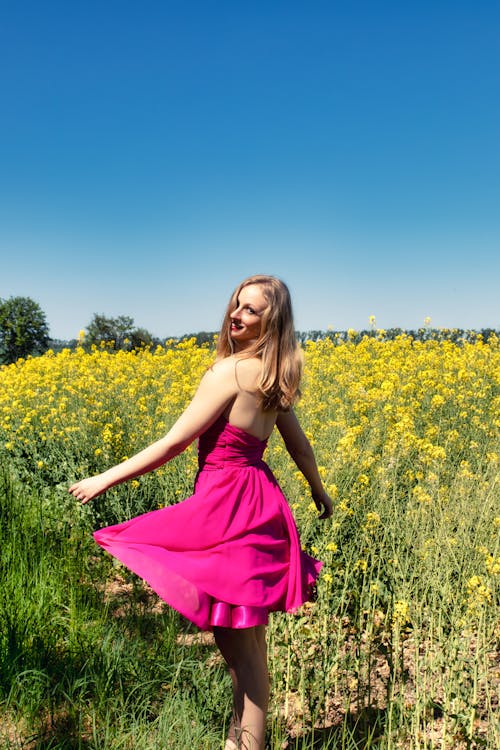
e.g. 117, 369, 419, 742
86, 314, 135, 348
129, 327, 156, 348
86, 314, 156, 349
0, 296, 50, 364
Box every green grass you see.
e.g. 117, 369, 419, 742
1, 456, 498, 749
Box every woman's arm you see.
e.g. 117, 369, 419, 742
69, 359, 238, 504
276, 409, 333, 519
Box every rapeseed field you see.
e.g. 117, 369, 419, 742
0, 335, 498, 748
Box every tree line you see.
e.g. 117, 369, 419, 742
0, 295, 498, 365
0, 296, 216, 364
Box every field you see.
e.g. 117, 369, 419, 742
0, 335, 498, 749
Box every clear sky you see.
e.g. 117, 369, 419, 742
1, 0, 499, 339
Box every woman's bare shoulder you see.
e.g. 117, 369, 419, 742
208, 355, 262, 391
212, 354, 260, 372
203, 356, 239, 384
234, 356, 262, 390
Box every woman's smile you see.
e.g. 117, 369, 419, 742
229, 284, 267, 349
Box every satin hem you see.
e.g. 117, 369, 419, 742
209, 601, 269, 628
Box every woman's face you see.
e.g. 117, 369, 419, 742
229, 284, 268, 350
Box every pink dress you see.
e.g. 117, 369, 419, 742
94, 415, 322, 630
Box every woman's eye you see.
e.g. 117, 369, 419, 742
246, 307, 255, 314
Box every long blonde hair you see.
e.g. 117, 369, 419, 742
216, 275, 302, 411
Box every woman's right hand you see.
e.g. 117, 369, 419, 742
69, 474, 110, 504
312, 490, 333, 520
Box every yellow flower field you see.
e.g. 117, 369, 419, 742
0, 334, 499, 748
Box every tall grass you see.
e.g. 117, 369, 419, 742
0, 336, 498, 748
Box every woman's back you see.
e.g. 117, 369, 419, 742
221, 356, 278, 441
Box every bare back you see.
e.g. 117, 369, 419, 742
222, 356, 277, 441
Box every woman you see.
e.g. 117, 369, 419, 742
69, 275, 333, 750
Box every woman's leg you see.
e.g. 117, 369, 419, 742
214, 625, 269, 750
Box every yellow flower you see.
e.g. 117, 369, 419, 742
466, 575, 492, 613
484, 554, 500, 576
431, 394, 445, 408
412, 486, 432, 504
392, 599, 410, 627
354, 558, 368, 572
337, 499, 354, 517
364, 511, 380, 531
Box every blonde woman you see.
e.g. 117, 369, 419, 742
69, 275, 333, 750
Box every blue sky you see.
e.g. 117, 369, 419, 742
1, 1, 499, 339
